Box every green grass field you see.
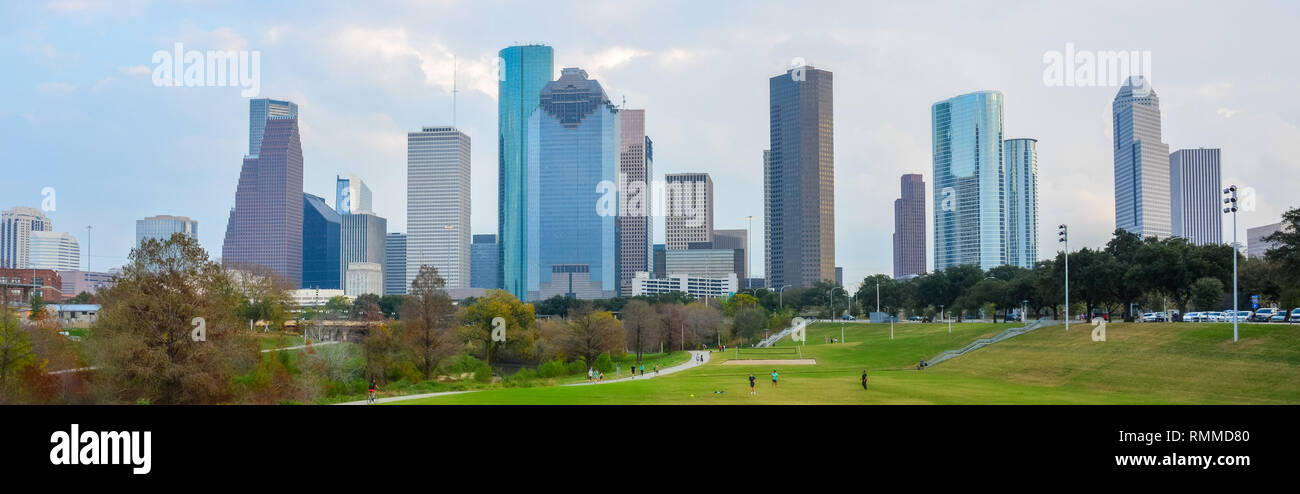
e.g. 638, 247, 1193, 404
392, 321, 1300, 404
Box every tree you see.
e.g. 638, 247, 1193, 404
350, 293, 383, 321
226, 261, 295, 330
1190, 277, 1225, 311
1264, 207, 1300, 279
378, 294, 406, 319
620, 300, 660, 364
559, 307, 624, 367
459, 289, 537, 366
684, 302, 724, 347
0, 289, 34, 403
323, 296, 351, 319
655, 302, 686, 353
69, 291, 95, 304
732, 307, 768, 342
966, 278, 1008, 322
86, 234, 257, 404
535, 294, 582, 316
29, 292, 46, 320
401, 266, 460, 380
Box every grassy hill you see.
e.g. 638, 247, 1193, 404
392, 321, 1300, 405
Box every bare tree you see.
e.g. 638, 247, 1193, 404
684, 302, 723, 348
621, 300, 660, 363
560, 306, 624, 367
655, 302, 686, 353
401, 266, 460, 380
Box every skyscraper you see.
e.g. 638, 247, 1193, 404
302, 193, 341, 290
222, 109, 304, 285
248, 98, 298, 157
1247, 222, 1283, 259
617, 109, 653, 297
385, 233, 407, 295
1113, 76, 1171, 239
0, 206, 52, 269
498, 44, 554, 299
712, 229, 749, 282
136, 215, 198, 246
529, 67, 619, 300
767, 65, 835, 288
471, 234, 500, 290
335, 174, 373, 215
893, 174, 926, 278
665, 173, 713, 250
1170, 148, 1223, 246
932, 91, 1005, 270
1005, 138, 1039, 268
407, 126, 471, 289
341, 212, 386, 286
29, 231, 80, 272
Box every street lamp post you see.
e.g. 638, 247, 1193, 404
940, 304, 948, 334
1059, 224, 1069, 331
745, 215, 754, 290
832, 286, 846, 343
1224, 185, 1240, 342
778, 284, 792, 309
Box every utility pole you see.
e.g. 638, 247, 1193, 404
1224, 185, 1239, 342
1059, 224, 1069, 331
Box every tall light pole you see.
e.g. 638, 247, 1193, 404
777, 284, 792, 309
876, 280, 881, 314
1224, 185, 1239, 342
941, 304, 949, 334
745, 215, 754, 289
1059, 224, 1069, 331
832, 286, 846, 343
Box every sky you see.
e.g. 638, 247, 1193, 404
2, 0, 1298, 288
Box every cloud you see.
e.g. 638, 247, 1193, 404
118, 65, 152, 77
37, 81, 76, 93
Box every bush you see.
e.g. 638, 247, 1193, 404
566, 357, 587, 375
503, 368, 538, 388
537, 359, 567, 378
593, 352, 614, 374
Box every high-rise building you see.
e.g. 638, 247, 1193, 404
222, 109, 304, 286
345, 262, 383, 297
1005, 139, 1039, 268
498, 44, 554, 299
341, 212, 386, 287
529, 67, 619, 300
1170, 148, 1223, 246
58, 270, 115, 297
335, 174, 373, 215
665, 173, 713, 250
471, 234, 500, 290
1247, 222, 1283, 259
0, 206, 52, 269
407, 126, 471, 289
29, 231, 81, 272
767, 65, 835, 288
1113, 76, 1171, 239
835, 267, 843, 286
302, 193, 341, 290
248, 98, 298, 157
932, 91, 1005, 270
665, 248, 742, 279
893, 174, 926, 278
384, 233, 407, 295
712, 229, 749, 282
618, 109, 653, 297
653, 243, 666, 277
136, 215, 198, 246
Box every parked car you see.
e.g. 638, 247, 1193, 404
1225, 310, 1252, 322
1183, 311, 1202, 322
1207, 311, 1225, 322
1140, 312, 1162, 322
908, 316, 922, 322
842, 314, 856, 321
1251, 308, 1280, 322
1291, 308, 1300, 322
1271, 312, 1288, 323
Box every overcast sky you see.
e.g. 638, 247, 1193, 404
3, 0, 1297, 288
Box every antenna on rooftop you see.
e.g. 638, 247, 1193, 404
452, 55, 458, 127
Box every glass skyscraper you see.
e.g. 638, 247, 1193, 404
1113, 76, 1171, 239
302, 193, 341, 289
384, 233, 407, 295
248, 98, 298, 158
766, 65, 835, 289
470, 234, 500, 290
135, 215, 198, 246
528, 67, 619, 300
932, 91, 1005, 271
335, 174, 372, 215
222, 111, 304, 286
0, 206, 52, 269
617, 109, 653, 297
1004, 138, 1038, 269
498, 44, 554, 300
893, 174, 926, 278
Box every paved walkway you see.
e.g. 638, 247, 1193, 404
335, 350, 711, 405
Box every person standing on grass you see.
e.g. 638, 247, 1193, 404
749, 373, 757, 396
861, 370, 869, 390
771, 369, 779, 388
640, 363, 645, 376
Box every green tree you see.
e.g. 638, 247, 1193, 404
378, 294, 406, 319
732, 307, 768, 342
560, 307, 624, 367
1190, 277, 1226, 311
401, 266, 460, 380
1263, 207, 1300, 279
0, 289, 35, 403
459, 289, 537, 366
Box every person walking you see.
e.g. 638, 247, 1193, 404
748, 373, 757, 396
770, 369, 779, 388
861, 370, 869, 390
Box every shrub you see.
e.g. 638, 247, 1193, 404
593, 352, 614, 374
537, 359, 567, 378
566, 357, 587, 375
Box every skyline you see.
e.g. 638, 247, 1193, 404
3, 1, 1298, 287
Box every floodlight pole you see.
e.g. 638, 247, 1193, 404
1224, 185, 1239, 342
1059, 224, 1069, 331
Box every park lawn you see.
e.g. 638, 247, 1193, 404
254, 331, 305, 350
392, 321, 1300, 405
553, 350, 692, 384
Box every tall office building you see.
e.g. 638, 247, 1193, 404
222, 110, 304, 286
407, 126, 471, 289
529, 67, 619, 300
1247, 222, 1283, 259
302, 193, 341, 290
341, 212, 386, 287
384, 233, 407, 295
1004, 139, 1039, 268
893, 174, 926, 278
498, 44, 554, 299
617, 109, 653, 297
1170, 148, 1222, 246
136, 215, 198, 246
932, 91, 1005, 270
665, 173, 713, 250
1113, 76, 1171, 239
345, 262, 383, 297
471, 234, 500, 290
335, 174, 373, 215
712, 229, 749, 282
0, 206, 52, 269
766, 65, 835, 288
653, 243, 666, 277
248, 98, 298, 157
29, 231, 81, 272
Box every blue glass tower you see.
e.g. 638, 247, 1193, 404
1004, 138, 1038, 269
932, 91, 1005, 270
302, 193, 341, 289
498, 44, 554, 300
527, 67, 619, 300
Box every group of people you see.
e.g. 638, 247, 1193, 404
746, 370, 781, 395
586, 368, 605, 382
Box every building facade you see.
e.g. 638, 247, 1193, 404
932, 90, 1005, 271
341, 212, 386, 287
1170, 148, 1223, 246
1113, 76, 1172, 239
302, 193, 341, 290
528, 68, 620, 300
664, 248, 741, 279
767, 65, 835, 288
664, 173, 713, 250
0, 268, 64, 302
384, 233, 407, 295
222, 109, 304, 286
1004, 138, 1039, 268
470, 234, 500, 290
893, 174, 926, 278
630, 271, 737, 299
712, 229, 749, 282
498, 44, 555, 299
248, 98, 298, 157
407, 126, 471, 289
136, 215, 198, 246
58, 270, 115, 297
335, 174, 373, 215
617, 109, 653, 296
1, 206, 52, 269
29, 231, 80, 272
344, 262, 383, 297
1247, 222, 1283, 259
